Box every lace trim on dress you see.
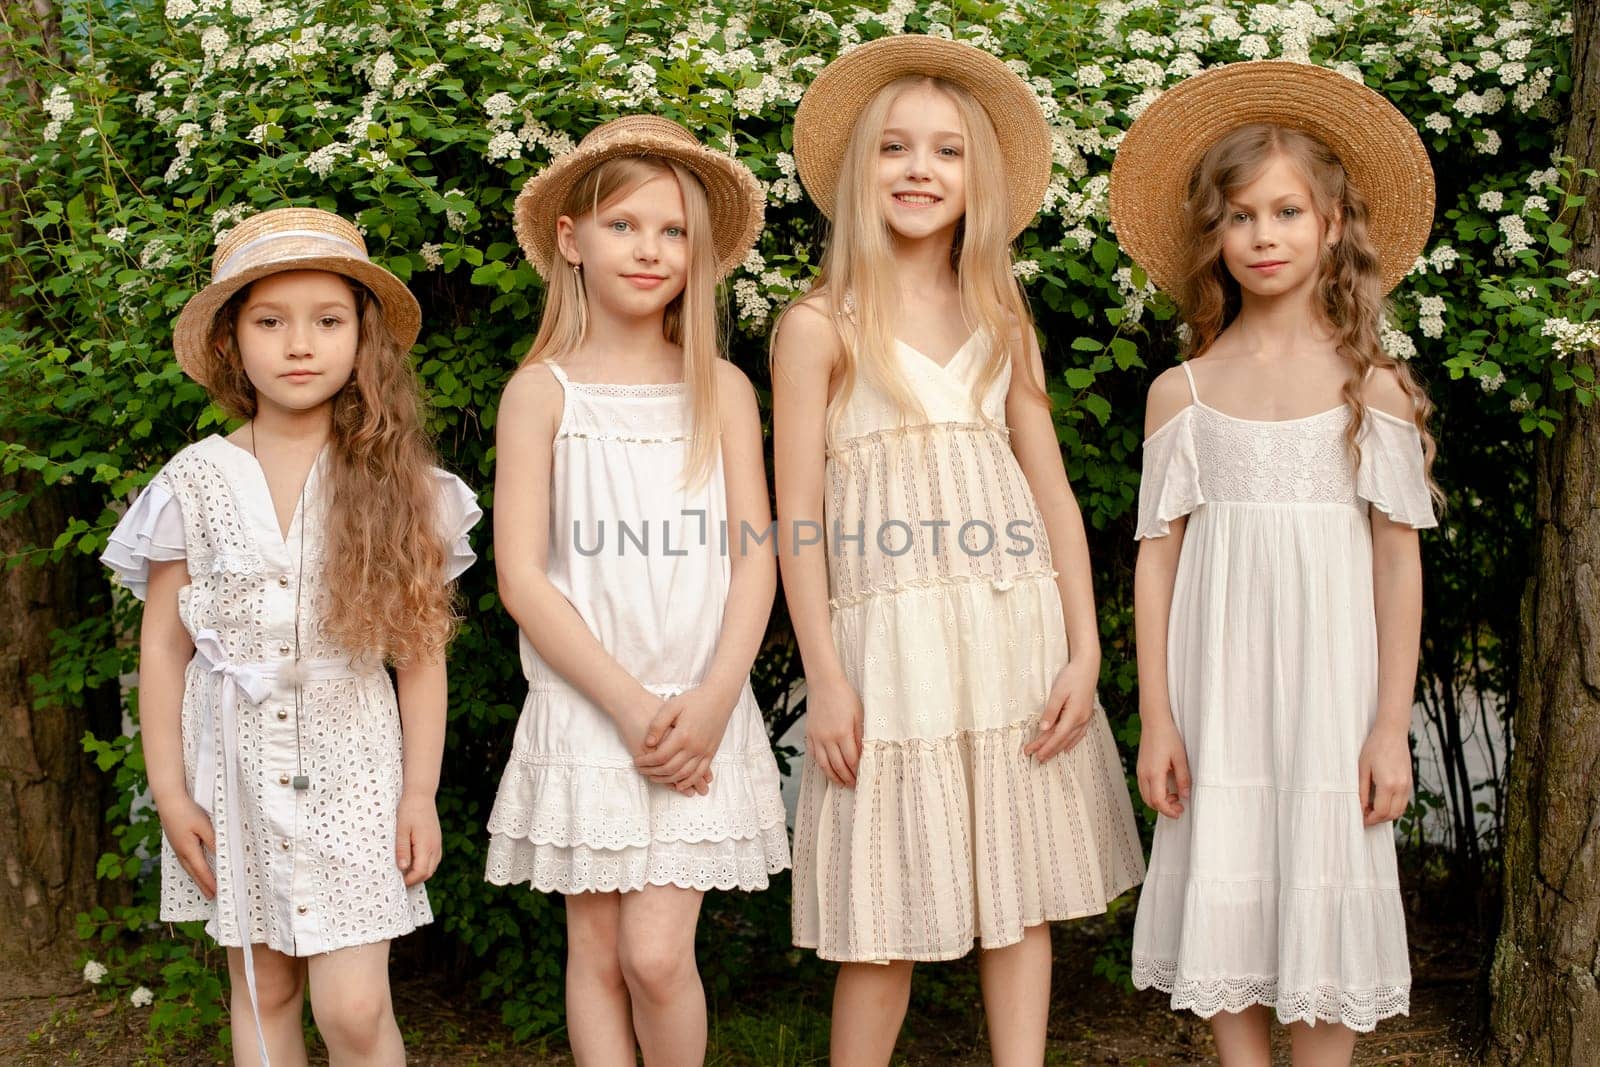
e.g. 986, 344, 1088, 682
828, 568, 1059, 609
827, 420, 1007, 458
1131, 956, 1410, 1033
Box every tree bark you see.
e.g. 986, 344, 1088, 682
1489, 1, 1600, 1061
0, 0, 119, 978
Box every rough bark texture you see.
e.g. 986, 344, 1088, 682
0, 0, 119, 979
1489, 1, 1600, 1061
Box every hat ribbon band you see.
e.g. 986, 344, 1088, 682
215, 229, 370, 282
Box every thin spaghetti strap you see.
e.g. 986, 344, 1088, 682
1180, 361, 1200, 404
544, 360, 569, 385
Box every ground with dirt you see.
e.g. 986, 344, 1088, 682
1, 893, 1484, 1066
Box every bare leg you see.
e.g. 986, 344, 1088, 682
979, 924, 1052, 1065
1210, 1003, 1273, 1067
564, 892, 635, 1065
225, 946, 308, 1067
830, 960, 914, 1067
306, 940, 403, 1066
616, 884, 706, 1067
1287, 1019, 1358, 1067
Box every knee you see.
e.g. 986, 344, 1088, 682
233, 953, 304, 1019
311, 983, 392, 1052
618, 937, 696, 1003
566, 901, 625, 990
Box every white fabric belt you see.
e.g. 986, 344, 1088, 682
189, 629, 380, 1067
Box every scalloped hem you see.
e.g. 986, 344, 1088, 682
484, 826, 791, 895
1131, 956, 1409, 1033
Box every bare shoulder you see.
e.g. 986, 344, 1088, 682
1144, 363, 1195, 438
772, 294, 844, 376
1361, 364, 1419, 421
714, 359, 760, 418
497, 361, 564, 428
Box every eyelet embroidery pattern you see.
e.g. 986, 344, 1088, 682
1130, 956, 1410, 1033
112, 436, 478, 955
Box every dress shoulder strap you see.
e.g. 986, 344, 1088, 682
1179, 360, 1200, 404
544, 361, 569, 385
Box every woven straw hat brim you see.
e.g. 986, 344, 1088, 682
1109, 61, 1435, 296
173, 255, 422, 386
793, 35, 1052, 241
513, 116, 766, 281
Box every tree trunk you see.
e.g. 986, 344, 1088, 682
1488, 1, 1600, 1060
0, 0, 118, 979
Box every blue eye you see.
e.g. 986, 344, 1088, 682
665, 227, 685, 239
1282, 206, 1301, 219
609, 219, 630, 233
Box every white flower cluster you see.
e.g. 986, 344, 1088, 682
83, 960, 108, 985
419, 242, 445, 269
1479, 369, 1506, 393
1417, 294, 1446, 338
1113, 264, 1155, 324
1379, 319, 1417, 361
1567, 270, 1598, 286
768, 152, 803, 204
1540, 317, 1600, 359
1478, 190, 1504, 211
1522, 194, 1549, 216
129, 986, 154, 1008
1498, 214, 1534, 255
1012, 259, 1042, 281
42, 85, 74, 141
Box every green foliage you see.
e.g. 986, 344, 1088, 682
0, 0, 1584, 1050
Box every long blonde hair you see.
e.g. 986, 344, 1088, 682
1180, 123, 1441, 505
207, 279, 458, 665
521, 155, 723, 485
793, 76, 1046, 437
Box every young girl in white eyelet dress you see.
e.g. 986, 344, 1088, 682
101, 207, 480, 1066
1113, 63, 1442, 1063
483, 117, 788, 1065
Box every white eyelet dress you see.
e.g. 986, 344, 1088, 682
483, 364, 791, 894
790, 333, 1146, 962
100, 434, 482, 951
1130, 362, 1438, 1031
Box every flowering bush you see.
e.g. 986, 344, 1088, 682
0, 0, 1582, 1047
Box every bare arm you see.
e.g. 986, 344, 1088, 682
1359, 368, 1424, 825
1006, 329, 1100, 673
140, 558, 214, 896
1133, 366, 1197, 817
394, 653, 446, 885
493, 366, 660, 751
771, 300, 863, 788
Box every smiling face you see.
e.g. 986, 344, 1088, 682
557, 168, 690, 324
1218, 153, 1341, 303
876, 82, 968, 244
232, 269, 360, 416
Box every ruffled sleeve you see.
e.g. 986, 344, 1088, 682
1355, 411, 1438, 529
100, 477, 186, 601
432, 468, 483, 581
1135, 406, 1206, 540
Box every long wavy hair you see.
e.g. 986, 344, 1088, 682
206, 277, 458, 665
1179, 123, 1441, 505
521, 155, 723, 486
789, 75, 1047, 441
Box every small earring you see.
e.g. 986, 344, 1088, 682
571, 261, 582, 274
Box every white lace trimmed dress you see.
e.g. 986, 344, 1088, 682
790, 333, 1146, 963
100, 434, 482, 954
1130, 363, 1437, 1031
483, 364, 791, 895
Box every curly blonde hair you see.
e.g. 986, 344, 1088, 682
206, 277, 459, 665
1180, 123, 1442, 507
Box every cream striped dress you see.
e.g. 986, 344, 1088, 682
790, 332, 1145, 961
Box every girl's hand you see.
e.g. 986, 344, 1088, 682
157, 796, 217, 899
805, 675, 864, 789
395, 792, 442, 887
635, 687, 735, 796
1136, 715, 1192, 819
1358, 724, 1412, 826
1026, 658, 1097, 762
619, 695, 712, 797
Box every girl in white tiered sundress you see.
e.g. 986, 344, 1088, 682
483, 117, 787, 1064
1111, 63, 1442, 1058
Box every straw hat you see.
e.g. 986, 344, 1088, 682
173, 207, 421, 386
1109, 61, 1435, 295
513, 115, 765, 280
793, 34, 1052, 240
